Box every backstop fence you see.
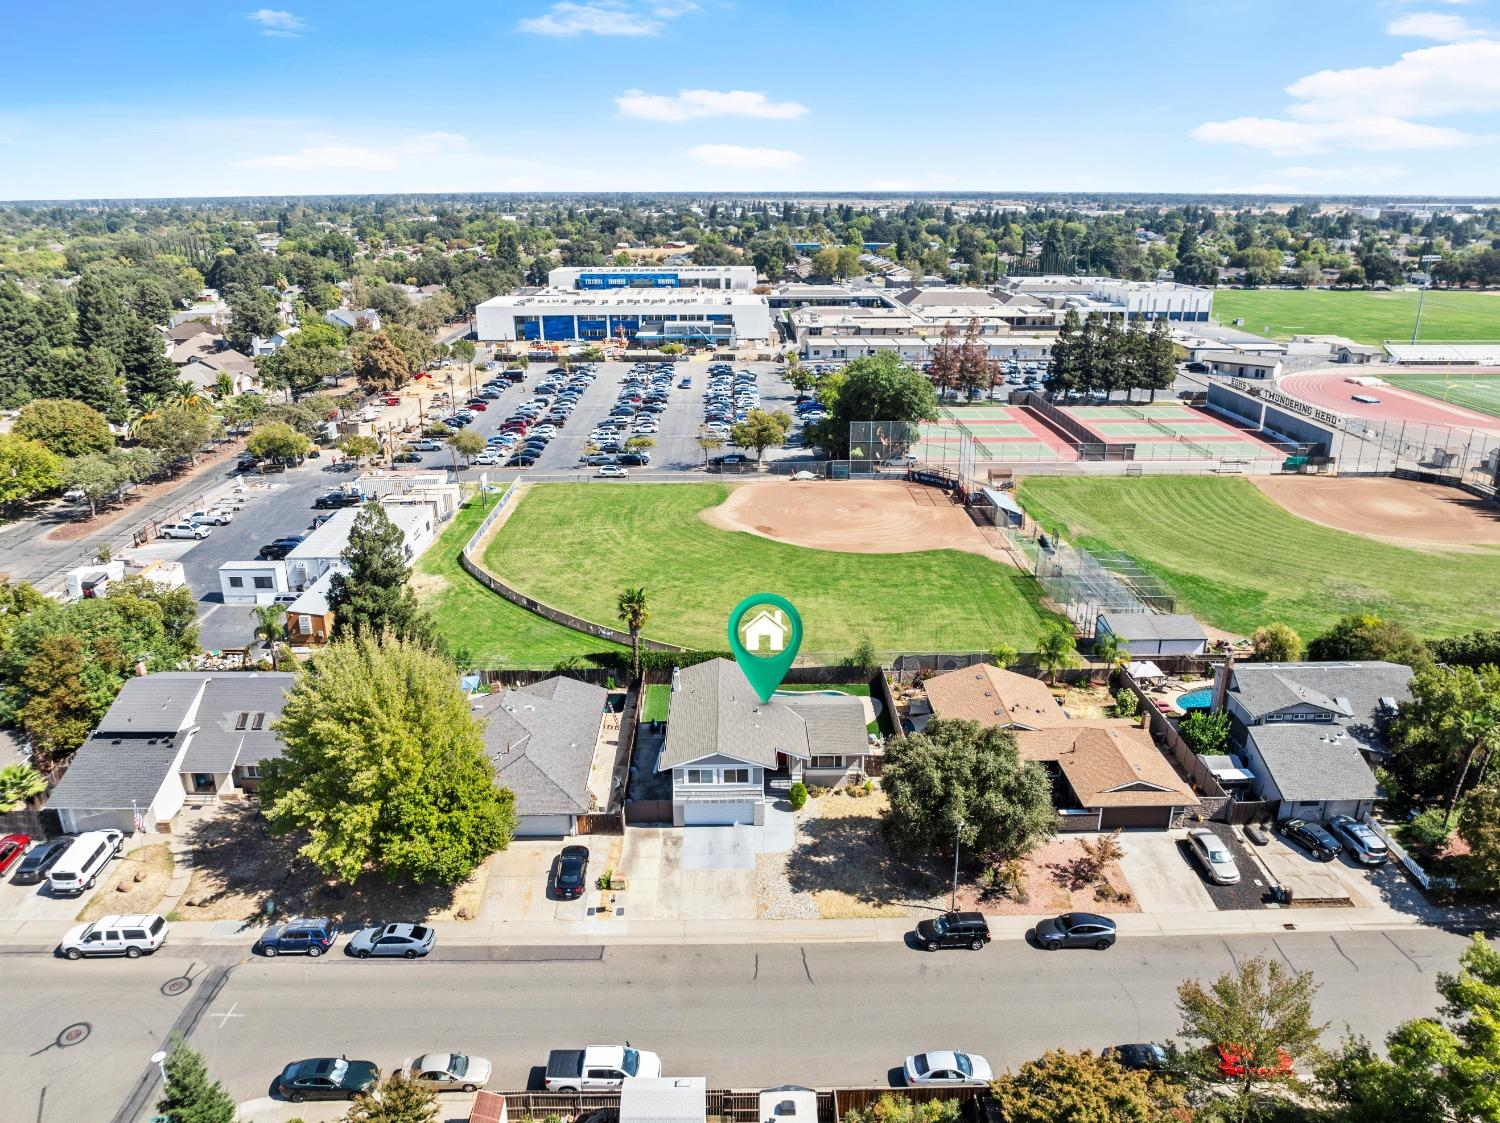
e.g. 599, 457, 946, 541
1334, 416, 1500, 496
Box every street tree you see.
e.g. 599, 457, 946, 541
881, 718, 1056, 862
1175, 955, 1324, 1123
62, 452, 133, 517
696, 430, 726, 466
729, 409, 793, 462
245, 421, 314, 465
0, 434, 63, 513
447, 428, 486, 465
926, 325, 961, 399
327, 504, 442, 648
1308, 612, 1429, 668
338, 434, 383, 467
1250, 623, 1304, 663
988, 1048, 1187, 1123
1035, 620, 1079, 686
616, 586, 650, 681
133, 405, 218, 464
1457, 781, 1500, 891
155, 1036, 236, 1123
259, 638, 516, 885
341, 1071, 438, 1123
954, 317, 994, 399
13, 398, 114, 457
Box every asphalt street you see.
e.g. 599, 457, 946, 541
10, 928, 1473, 1123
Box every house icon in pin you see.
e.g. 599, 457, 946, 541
740, 608, 789, 654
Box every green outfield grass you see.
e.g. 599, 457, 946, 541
484, 483, 1057, 657
1383, 372, 1500, 420
1017, 476, 1500, 641
1212, 289, 1500, 345
416, 497, 626, 668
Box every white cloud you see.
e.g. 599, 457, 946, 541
1234, 163, 1409, 192
615, 88, 808, 122
246, 9, 308, 38
241, 131, 473, 171
1387, 11, 1486, 40
685, 144, 804, 170
1190, 115, 1478, 155
1194, 36, 1500, 155
518, 1, 696, 37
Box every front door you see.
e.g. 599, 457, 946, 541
193, 773, 216, 793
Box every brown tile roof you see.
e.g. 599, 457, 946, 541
922, 665, 1069, 729
1015, 722, 1198, 810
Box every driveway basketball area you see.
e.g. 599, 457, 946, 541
700, 480, 1011, 563
1252, 475, 1500, 547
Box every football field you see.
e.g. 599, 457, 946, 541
1381, 371, 1500, 421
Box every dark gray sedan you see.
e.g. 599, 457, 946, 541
1033, 911, 1117, 950
348, 922, 436, 959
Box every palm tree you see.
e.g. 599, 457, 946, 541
616, 587, 650, 681
0, 763, 46, 812
170, 381, 213, 415
124, 395, 162, 440
1035, 620, 1080, 686
1092, 630, 1129, 686
252, 604, 287, 670
1446, 704, 1500, 823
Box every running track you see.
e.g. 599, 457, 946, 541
1279, 367, 1500, 433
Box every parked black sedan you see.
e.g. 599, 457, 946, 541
1279, 817, 1343, 861
914, 911, 992, 951
1033, 912, 1117, 950
277, 1057, 380, 1102
551, 845, 590, 900
1104, 1043, 1168, 1071
10, 836, 70, 885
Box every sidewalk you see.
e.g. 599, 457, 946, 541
0, 903, 1462, 952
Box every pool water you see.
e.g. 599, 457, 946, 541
773, 689, 850, 699
1177, 688, 1214, 711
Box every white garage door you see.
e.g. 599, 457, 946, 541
513, 814, 575, 838
683, 802, 755, 826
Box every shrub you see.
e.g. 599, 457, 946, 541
1406, 808, 1450, 849
1110, 690, 1139, 718
788, 782, 808, 810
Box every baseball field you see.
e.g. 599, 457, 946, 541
481, 482, 1058, 658
1212, 289, 1500, 345
1017, 475, 1500, 641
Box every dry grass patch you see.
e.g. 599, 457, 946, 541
174, 803, 488, 926
79, 844, 173, 921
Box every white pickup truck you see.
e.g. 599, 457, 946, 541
544, 1046, 662, 1092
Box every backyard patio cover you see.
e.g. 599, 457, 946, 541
1127, 660, 1166, 681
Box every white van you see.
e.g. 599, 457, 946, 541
60, 914, 169, 959
47, 829, 124, 897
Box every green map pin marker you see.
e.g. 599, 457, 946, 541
728, 593, 803, 703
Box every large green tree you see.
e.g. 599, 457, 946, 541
14, 398, 114, 457
989, 1048, 1187, 1123
155, 1037, 236, 1123
260, 638, 516, 884
881, 717, 1056, 862
225, 284, 281, 352
1308, 612, 1429, 668
1387, 663, 1500, 806
327, 504, 441, 648
120, 314, 179, 405
33, 345, 125, 419
0, 433, 63, 512
1250, 623, 1304, 663
354, 331, 413, 391
811, 351, 939, 457
133, 404, 218, 463
1176, 956, 1324, 1123
244, 421, 314, 464
257, 333, 346, 400
0, 280, 48, 406
74, 269, 132, 358
729, 408, 794, 462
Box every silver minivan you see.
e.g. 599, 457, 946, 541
47, 829, 124, 897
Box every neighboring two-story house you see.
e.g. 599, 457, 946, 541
656, 659, 868, 826
1217, 660, 1413, 821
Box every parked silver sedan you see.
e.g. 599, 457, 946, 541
402, 1052, 492, 1092
347, 922, 436, 959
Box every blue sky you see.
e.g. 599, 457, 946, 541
1, 0, 1497, 199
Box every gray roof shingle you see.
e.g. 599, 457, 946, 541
96, 673, 209, 735
1100, 613, 1208, 642
181, 673, 296, 773
658, 660, 867, 770
472, 676, 608, 816
1228, 661, 1413, 724
1247, 725, 1381, 804
48, 732, 189, 811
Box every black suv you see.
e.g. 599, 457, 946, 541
1279, 817, 1343, 861
914, 911, 991, 951
259, 536, 306, 560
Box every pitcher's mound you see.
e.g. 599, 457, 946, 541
702, 480, 1005, 559
1253, 475, 1500, 548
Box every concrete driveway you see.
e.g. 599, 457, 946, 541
619, 809, 796, 921
1255, 828, 1429, 915
481, 837, 620, 923
1117, 830, 1217, 914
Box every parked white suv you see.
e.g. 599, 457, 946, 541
160, 522, 210, 540
60, 914, 169, 959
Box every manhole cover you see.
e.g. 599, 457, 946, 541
161, 977, 191, 997
58, 1023, 91, 1048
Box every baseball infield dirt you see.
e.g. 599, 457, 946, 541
1252, 475, 1500, 548
701, 480, 1012, 562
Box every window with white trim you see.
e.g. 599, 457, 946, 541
685, 768, 714, 784
722, 768, 749, 784
809, 755, 845, 769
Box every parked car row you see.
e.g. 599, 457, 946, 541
582, 361, 673, 474
702, 363, 760, 452
914, 909, 1119, 952
472, 364, 598, 468
254, 916, 438, 959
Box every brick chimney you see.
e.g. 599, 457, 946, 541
1210, 655, 1233, 712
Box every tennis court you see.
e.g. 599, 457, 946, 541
915, 404, 1079, 463
1060, 402, 1289, 461
1382, 371, 1500, 421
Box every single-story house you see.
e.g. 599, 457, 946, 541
1095, 612, 1207, 657
658, 659, 868, 825
1014, 721, 1199, 829
46, 672, 295, 834
1217, 659, 1413, 819
922, 663, 1069, 730
1197, 350, 1283, 380
325, 308, 382, 332
285, 568, 338, 645
471, 676, 610, 837
181, 347, 261, 395
250, 327, 300, 356
164, 319, 219, 345
218, 560, 290, 606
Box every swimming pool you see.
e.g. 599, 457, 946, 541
773, 689, 850, 699
1177, 688, 1214, 711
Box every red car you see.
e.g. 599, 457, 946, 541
381, 394, 401, 406
1217, 1044, 1293, 1079
465, 400, 488, 410
0, 833, 32, 876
